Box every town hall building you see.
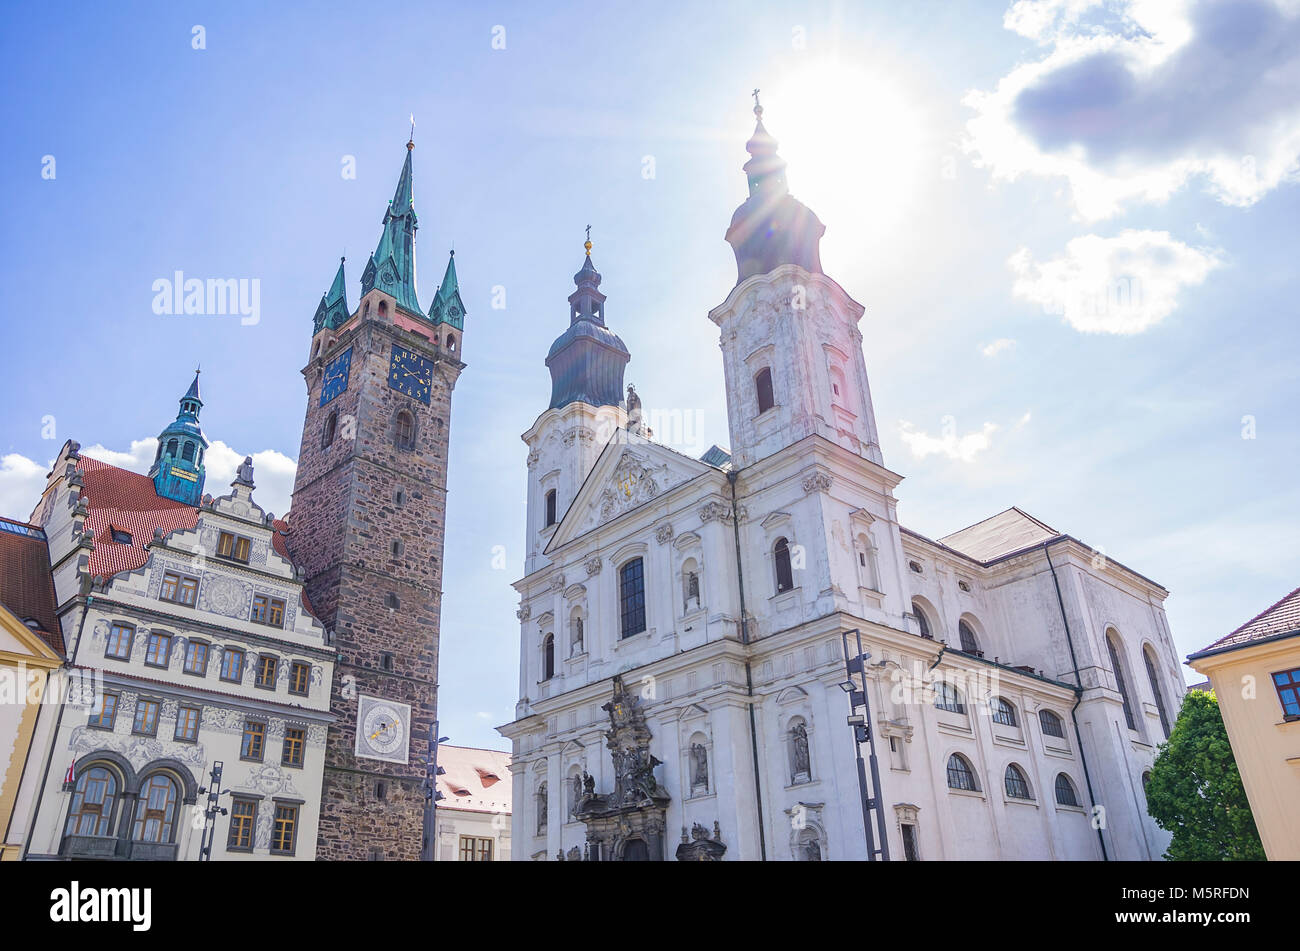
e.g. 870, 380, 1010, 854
498, 101, 1184, 861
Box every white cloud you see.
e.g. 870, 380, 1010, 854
898, 418, 999, 463
981, 338, 1017, 357
1008, 229, 1220, 333
0, 453, 49, 524
965, 0, 1300, 219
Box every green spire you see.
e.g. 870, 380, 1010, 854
428, 251, 465, 330
313, 256, 351, 333
361, 141, 422, 316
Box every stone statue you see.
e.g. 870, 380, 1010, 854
626, 384, 643, 434
791, 723, 811, 779
571, 617, 584, 656
583, 771, 595, 797
691, 743, 709, 788
234, 455, 255, 487
571, 773, 583, 814
536, 783, 548, 833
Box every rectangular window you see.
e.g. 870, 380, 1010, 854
289, 662, 310, 696
227, 798, 257, 852
901, 824, 920, 861
88, 692, 118, 730
619, 558, 646, 639
241, 720, 266, 761
255, 654, 278, 689
282, 727, 305, 767
160, 571, 199, 606
174, 704, 201, 742
183, 640, 209, 675
1272, 668, 1300, 719
144, 631, 172, 668
459, 836, 493, 862
216, 531, 251, 563
220, 647, 245, 683
133, 699, 160, 736
252, 594, 287, 628
271, 803, 298, 855
105, 622, 134, 660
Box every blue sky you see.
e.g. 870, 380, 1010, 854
2, 1, 1297, 751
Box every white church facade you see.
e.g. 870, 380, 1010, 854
497, 103, 1183, 862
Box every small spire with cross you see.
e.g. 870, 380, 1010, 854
752, 88, 763, 120
584, 224, 592, 256
407, 113, 416, 150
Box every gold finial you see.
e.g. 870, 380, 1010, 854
752, 88, 762, 119
584, 224, 592, 256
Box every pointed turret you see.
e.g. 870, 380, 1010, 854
428, 251, 466, 331
361, 140, 422, 316
725, 94, 825, 285
148, 370, 209, 505
313, 257, 351, 334
545, 232, 629, 410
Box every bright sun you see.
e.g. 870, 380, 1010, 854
759, 61, 927, 249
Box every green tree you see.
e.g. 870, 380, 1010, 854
1146, 689, 1265, 860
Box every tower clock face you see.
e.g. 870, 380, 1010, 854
355, 695, 411, 764
320, 347, 352, 406
388, 345, 433, 404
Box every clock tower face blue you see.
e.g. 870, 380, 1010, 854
320, 347, 353, 406
388, 345, 433, 404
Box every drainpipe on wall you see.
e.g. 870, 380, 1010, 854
20, 586, 94, 860
728, 469, 767, 861
1044, 542, 1109, 861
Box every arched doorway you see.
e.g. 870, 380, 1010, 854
622, 838, 650, 861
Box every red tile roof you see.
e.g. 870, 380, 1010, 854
436, 745, 512, 814
0, 516, 64, 655
1195, 585, 1300, 656
78, 456, 199, 582
270, 517, 316, 617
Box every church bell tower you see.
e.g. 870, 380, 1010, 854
289, 136, 466, 860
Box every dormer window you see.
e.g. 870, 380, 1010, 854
110, 527, 133, 545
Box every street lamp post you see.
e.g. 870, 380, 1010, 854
420, 720, 448, 861
839, 628, 890, 861
197, 760, 228, 861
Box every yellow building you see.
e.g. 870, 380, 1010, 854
0, 518, 64, 861
1188, 586, 1300, 860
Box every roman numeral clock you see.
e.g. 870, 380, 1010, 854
388, 345, 432, 404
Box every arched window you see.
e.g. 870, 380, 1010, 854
935, 681, 965, 714
1054, 773, 1080, 807
1141, 770, 1152, 790
166, 438, 179, 457
682, 557, 701, 611
958, 620, 981, 656
544, 489, 557, 527
64, 766, 119, 837
394, 410, 415, 450
181, 441, 195, 462
1004, 764, 1033, 800
913, 602, 933, 639
446, 333, 457, 353
755, 367, 775, 414
322, 411, 337, 448
1107, 633, 1137, 731
378, 301, 388, 318
1038, 709, 1065, 738
131, 773, 179, 843
773, 537, 794, 593
1144, 646, 1171, 739
946, 754, 978, 791
619, 558, 646, 638
990, 696, 1017, 726
542, 634, 555, 681
535, 782, 548, 833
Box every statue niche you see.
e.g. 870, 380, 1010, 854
572, 674, 670, 860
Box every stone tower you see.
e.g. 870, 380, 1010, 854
289, 137, 465, 860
